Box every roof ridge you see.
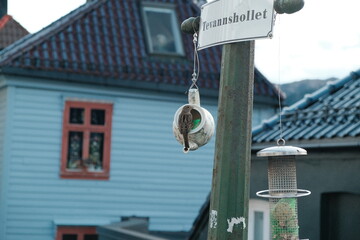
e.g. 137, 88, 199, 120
255, 67, 286, 99
0, 0, 103, 64
0, 14, 12, 29
252, 69, 360, 136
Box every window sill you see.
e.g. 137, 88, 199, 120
60, 170, 109, 180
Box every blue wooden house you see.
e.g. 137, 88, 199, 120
0, 0, 281, 239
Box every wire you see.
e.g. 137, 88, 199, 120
190, 32, 200, 90
276, 15, 285, 144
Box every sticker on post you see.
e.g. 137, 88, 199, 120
227, 217, 246, 233
210, 210, 218, 229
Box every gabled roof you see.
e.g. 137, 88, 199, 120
253, 69, 360, 145
0, 14, 29, 49
0, 0, 279, 99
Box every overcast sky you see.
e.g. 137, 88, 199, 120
7, 0, 360, 84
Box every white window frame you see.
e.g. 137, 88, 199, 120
248, 199, 270, 240
142, 4, 185, 56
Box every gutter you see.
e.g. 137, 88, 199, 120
251, 137, 360, 151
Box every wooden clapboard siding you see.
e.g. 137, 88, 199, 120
0, 87, 8, 240
3, 80, 217, 239
0, 89, 5, 180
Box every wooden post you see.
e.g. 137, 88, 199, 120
208, 41, 255, 240
181, 0, 304, 236
180, 17, 255, 240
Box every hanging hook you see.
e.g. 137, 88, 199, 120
277, 138, 286, 146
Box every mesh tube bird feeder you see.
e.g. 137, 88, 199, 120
256, 142, 311, 240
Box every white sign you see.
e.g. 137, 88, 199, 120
198, 0, 274, 50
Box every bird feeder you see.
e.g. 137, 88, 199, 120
256, 141, 311, 240
173, 89, 215, 152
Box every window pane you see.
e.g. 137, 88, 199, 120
254, 211, 264, 240
91, 109, 105, 125
67, 132, 83, 169
144, 7, 183, 55
84, 234, 98, 240
69, 108, 84, 124
88, 133, 104, 170
62, 234, 77, 240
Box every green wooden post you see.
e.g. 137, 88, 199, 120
181, 1, 304, 237
208, 41, 255, 240
180, 17, 255, 240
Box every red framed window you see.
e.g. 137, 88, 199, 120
56, 226, 98, 240
61, 101, 113, 180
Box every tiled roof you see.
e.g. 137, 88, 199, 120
0, 0, 279, 99
0, 15, 29, 49
253, 69, 360, 143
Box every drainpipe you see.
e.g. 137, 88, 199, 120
0, 0, 7, 19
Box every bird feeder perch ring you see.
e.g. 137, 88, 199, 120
256, 189, 311, 199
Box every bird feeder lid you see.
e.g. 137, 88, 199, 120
257, 145, 307, 157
